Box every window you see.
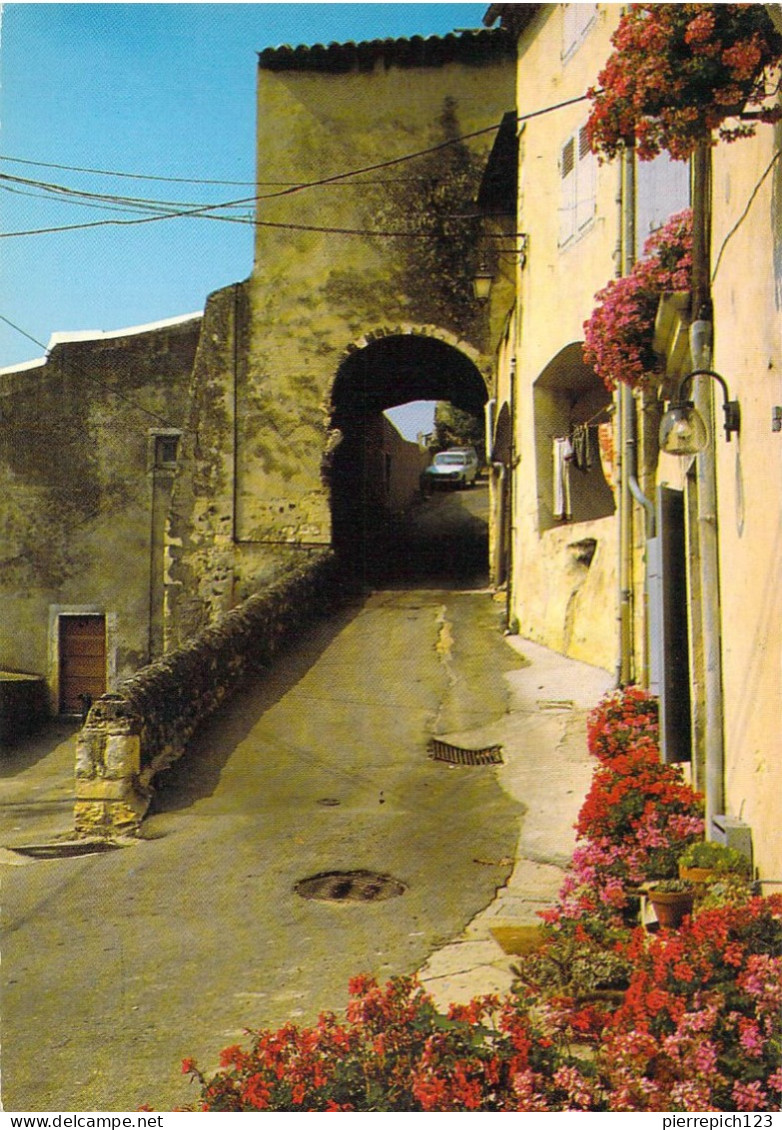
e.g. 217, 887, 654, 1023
562, 3, 597, 60
150, 430, 181, 470
559, 125, 597, 247
156, 435, 179, 467
533, 343, 615, 533
637, 152, 691, 240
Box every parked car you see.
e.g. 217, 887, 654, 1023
421, 447, 480, 490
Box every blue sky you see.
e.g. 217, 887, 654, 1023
0, 3, 488, 436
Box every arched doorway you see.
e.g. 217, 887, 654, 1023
327, 329, 489, 582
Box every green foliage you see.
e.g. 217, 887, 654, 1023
679, 841, 752, 876
433, 402, 484, 453
369, 97, 485, 338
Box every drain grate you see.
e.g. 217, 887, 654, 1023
9, 840, 122, 860
295, 870, 406, 903
428, 738, 504, 766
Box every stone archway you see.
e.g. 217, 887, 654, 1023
326, 326, 489, 572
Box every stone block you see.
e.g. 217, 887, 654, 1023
104, 734, 141, 778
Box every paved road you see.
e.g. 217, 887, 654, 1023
2, 485, 526, 1111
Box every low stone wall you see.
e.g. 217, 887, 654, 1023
75, 550, 337, 834
0, 673, 49, 746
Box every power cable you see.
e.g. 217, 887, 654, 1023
0, 154, 434, 187
0, 181, 254, 224
0, 90, 593, 239
0, 152, 257, 186
711, 148, 782, 283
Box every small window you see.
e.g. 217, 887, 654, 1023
154, 434, 179, 468
562, 3, 597, 60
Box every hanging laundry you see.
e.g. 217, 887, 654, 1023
553, 436, 573, 519
571, 423, 593, 472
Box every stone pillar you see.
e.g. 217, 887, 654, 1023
75, 694, 149, 836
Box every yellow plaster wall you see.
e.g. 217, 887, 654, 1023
510, 5, 622, 672
710, 127, 782, 879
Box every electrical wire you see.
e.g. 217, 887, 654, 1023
0, 154, 435, 188
711, 147, 782, 283
0, 91, 593, 240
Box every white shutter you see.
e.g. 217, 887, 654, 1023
576, 126, 596, 232
563, 4, 597, 60
559, 136, 576, 245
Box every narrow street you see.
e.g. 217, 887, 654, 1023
2, 485, 528, 1112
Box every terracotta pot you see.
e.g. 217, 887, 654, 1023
649, 889, 694, 928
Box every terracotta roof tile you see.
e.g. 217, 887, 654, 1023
258, 28, 514, 73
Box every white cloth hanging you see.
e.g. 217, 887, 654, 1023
553, 436, 573, 519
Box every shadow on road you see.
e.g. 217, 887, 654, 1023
148, 485, 491, 817
340, 481, 489, 589
148, 597, 368, 816
0, 719, 80, 779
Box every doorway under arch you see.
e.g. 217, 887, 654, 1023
327, 329, 489, 582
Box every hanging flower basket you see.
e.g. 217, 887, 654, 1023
583, 211, 692, 392
587, 5, 782, 162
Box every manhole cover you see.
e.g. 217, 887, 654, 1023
9, 840, 122, 860
295, 870, 406, 903
428, 738, 504, 766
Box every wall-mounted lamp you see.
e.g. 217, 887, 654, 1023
658, 369, 741, 456
471, 262, 494, 303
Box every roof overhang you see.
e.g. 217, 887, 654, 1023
483, 4, 542, 37
477, 111, 518, 216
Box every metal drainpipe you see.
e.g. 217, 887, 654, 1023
613, 163, 625, 686
691, 144, 725, 835
617, 149, 636, 686
492, 461, 506, 590
506, 356, 517, 632
626, 411, 655, 538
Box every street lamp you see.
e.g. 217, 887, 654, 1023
659, 369, 741, 456
471, 262, 494, 303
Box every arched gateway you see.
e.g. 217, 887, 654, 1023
165, 28, 514, 642
328, 325, 488, 557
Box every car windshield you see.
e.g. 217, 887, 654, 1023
434, 453, 467, 465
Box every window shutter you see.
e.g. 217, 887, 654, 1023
563, 4, 597, 59
559, 137, 576, 245
576, 126, 596, 232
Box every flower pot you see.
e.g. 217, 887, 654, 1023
649, 889, 694, 928
679, 865, 720, 885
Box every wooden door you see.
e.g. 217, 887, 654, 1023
59, 615, 106, 714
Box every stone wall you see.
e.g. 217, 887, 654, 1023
0, 315, 200, 702
75, 550, 337, 834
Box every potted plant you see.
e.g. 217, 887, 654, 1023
678, 841, 752, 883
647, 879, 695, 928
